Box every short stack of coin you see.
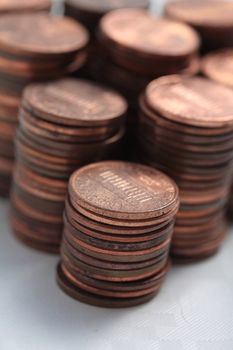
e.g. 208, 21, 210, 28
202, 49, 233, 218
65, 0, 150, 36
0, 13, 89, 196
139, 75, 233, 260
164, 0, 233, 52
93, 9, 200, 156
10, 79, 127, 252
0, 0, 51, 14
57, 161, 179, 308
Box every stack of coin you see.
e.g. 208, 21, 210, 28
164, 0, 233, 52
139, 75, 233, 260
10, 79, 127, 252
202, 49, 233, 218
57, 161, 179, 308
0, 0, 51, 14
65, 0, 150, 36
93, 9, 200, 156
0, 13, 89, 196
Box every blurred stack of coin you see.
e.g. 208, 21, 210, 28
139, 75, 233, 260
164, 0, 233, 52
0, 0, 51, 14
58, 161, 179, 308
65, 0, 150, 37
10, 79, 127, 252
202, 49, 233, 218
93, 9, 200, 157
0, 13, 89, 196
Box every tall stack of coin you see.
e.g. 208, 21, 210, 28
65, 0, 150, 36
164, 0, 233, 52
0, 0, 51, 14
10, 79, 127, 252
57, 161, 179, 307
202, 49, 233, 218
139, 75, 233, 260
93, 9, 200, 156
0, 13, 89, 196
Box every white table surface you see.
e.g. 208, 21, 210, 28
1, 198, 233, 350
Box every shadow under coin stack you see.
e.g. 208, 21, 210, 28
0, 0, 51, 14
94, 9, 200, 157
58, 161, 179, 308
164, 0, 233, 52
202, 49, 233, 219
10, 79, 127, 253
139, 75, 233, 260
0, 13, 89, 196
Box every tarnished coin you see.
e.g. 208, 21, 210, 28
100, 9, 200, 58
23, 79, 127, 127
0, 0, 51, 13
145, 76, 233, 128
0, 14, 89, 57
69, 161, 179, 220
202, 49, 233, 88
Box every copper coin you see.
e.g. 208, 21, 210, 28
23, 79, 127, 127
0, 0, 51, 13
62, 238, 169, 271
58, 260, 169, 293
57, 263, 158, 308
99, 9, 200, 59
145, 75, 233, 128
61, 262, 162, 299
164, 1, 233, 30
69, 161, 179, 221
202, 49, 233, 89
64, 217, 173, 251
0, 14, 89, 57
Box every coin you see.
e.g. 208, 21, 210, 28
23, 79, 127, 127
202, 49, 233, 89
69, 161, 179, 221
164, 0, 233, 51
0, 0, 51, 13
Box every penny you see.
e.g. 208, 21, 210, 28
145, 76, 233, 128
164, 1, 233, 51
23, 79, 127, 127
69, 161, 179, 221
164, 1, 233, 28
57, 263, 159, 308
202, 49, 233, 89
0, 14, 89, 57
100, 9, 199, 59
0, 0, 51, 13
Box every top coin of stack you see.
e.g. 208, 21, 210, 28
139, 75, 233, 260
0, 0, 51, 14
0, 13, 89, 196
65, 0, 150, 35
98, 9, 200, 77
58, 161, 179, 307
164, 0, 233, 52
